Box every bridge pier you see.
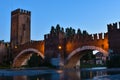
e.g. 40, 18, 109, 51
13, 53, 32, 68
63, 53, 81, 69
76, 60, 80, 69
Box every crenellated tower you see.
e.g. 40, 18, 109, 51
107, 22, 120, 54
10, 8, 31, 48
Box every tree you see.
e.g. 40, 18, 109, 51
82, 30, 89, 36
56, 24, 60, 33
50, 26, 55, 34
77, 28, 82, 35
27, 54, 43, 67
65, 27, 76, 38
61, 27, 64, 33
81, 50, 95, 61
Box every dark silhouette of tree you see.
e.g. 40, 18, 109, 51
61, 27, 64, 33
71, 28, 75, 36
56, 24, 60, 33
50, 26, 55, 34
77, 28, 82, 35
50, 24, 90, 41
65, 27, 76, 38
27, 54, 43, 67
82, 30, 89, 40
81, 50, 95, 61
82, 30, 89, 35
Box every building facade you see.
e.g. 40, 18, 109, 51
95, 52, 106, 65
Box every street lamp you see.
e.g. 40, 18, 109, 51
58, 45, 64, 68
15, 45, 17, 48
58, 45, 62, 50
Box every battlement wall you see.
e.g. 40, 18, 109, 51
91, 32, 108, 40
11, 8, 31, 15
44, 34, 50, 40
44, 31, 108, 41
107, 22, 120, 31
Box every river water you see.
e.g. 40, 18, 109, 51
0, 67, 120, 80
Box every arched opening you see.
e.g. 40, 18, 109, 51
13, 48, 44, 68
65, 46, 108, 68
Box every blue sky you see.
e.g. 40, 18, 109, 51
1, 0, 120, 42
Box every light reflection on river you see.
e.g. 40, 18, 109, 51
0, 68, 120, 80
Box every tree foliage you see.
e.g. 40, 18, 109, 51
50, 24, 64, 35
81, 50, 95, 61
50, 24, 89, 39
77, 28, 82, 35
27, 54, 44, 67
65, 27, 76, 38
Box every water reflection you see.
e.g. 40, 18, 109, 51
14, 76, 27, 80
63, 71, 80, 80
0, 68, 119, 80
27, 74, 52, 80
81, 70, 107, 79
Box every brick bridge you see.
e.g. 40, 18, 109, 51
12, 30, 109, 68
12, 41, 44, 67
9, 9, 120, 68
12, 21, 120, 69
64, 33, 108, 68
44, 31, 108, 68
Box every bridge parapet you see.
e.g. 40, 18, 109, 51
91, 32, 108, 40
65, 32, 108, 57
12, 40, 45, 68
12, 40, 44, 58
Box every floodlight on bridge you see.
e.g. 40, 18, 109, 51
58, 45, 62, 50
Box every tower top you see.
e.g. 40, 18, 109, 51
11, 8, 31, 15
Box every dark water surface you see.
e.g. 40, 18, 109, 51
0, 67, 120, 80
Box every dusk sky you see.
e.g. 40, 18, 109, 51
1, 0, 120, 42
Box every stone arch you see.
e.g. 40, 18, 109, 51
13, 48, 44, 68
65, 46, 108, 68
